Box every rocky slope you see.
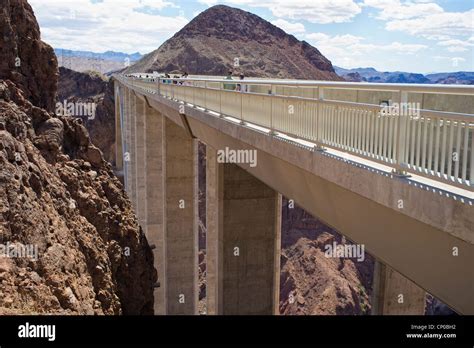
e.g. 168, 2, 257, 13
279, 200, 373, 315
0, 0, 155, 315
58, 67, 116, 164
126, 5, 341, 80
0, 0, 58, 111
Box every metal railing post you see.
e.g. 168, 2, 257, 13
315, 86, 326, 151
218, 81, 222, 117
394, 90, 410, 176
204, 81, 207, 111
270, 84, 277, 135
240, 84, 245, 125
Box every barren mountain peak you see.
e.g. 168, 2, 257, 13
126, 4, 340, 80
176, 4, 288, 41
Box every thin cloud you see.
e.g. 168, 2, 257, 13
199, 0, 362, 24
29, 0, 189, 53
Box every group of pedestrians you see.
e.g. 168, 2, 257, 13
160, 72, 192, 85
224, 71, 247, 92
160, 70, 248, 92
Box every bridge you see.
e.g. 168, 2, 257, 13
114, 74, 474, 315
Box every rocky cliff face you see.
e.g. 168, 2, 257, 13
58, 67, 116, 165
126, 5, 341, 80
0, 0, 155, 314
279, 201, 373, 314
58, 68, 108, 100
0, 0, 58, 111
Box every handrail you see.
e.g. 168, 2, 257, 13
123, 74, 474, 95
117, 74, 474, 191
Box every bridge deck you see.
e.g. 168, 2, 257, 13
126, 74, 474, 193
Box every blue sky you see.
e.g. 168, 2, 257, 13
29, 0, 473, 73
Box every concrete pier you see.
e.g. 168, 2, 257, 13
142, 99, 167, 314
123, 88, 132, 196
206, 147, 281, 315
129, 92, 137, 210
119, 89, 198, 314
206, 146, 224, 315
371, 261, 426, 315
114, 85, 123, 172
164, 117, 199, 314
135, 95, 147, 228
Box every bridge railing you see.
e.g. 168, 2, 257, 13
119, 75, 474, 191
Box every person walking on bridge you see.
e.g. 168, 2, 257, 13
181, 72, 190, 86
223, 71, 235, 91
236, 74, 247, 92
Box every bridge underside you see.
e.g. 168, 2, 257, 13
115, 81, 474, 315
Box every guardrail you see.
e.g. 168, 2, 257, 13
118, 75, 474, 191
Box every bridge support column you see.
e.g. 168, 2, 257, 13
143, 103, 166, 314
206, 147, 223, 315
206, 149, 281, 315
129, 92, 138, 210
135, 96, 147, 228
371, 261, 426, 315
163, 117, 199, 314
123, 88, 133, 197
122, 92, 198, 314
114, 83, 123, 174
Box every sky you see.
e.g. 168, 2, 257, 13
29, 0, 474, 73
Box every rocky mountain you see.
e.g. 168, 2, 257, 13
380, 73, 430, 84
425, 71, 474, 85
335, 67, 430, 84
126, 5, 340, 80
342, 72, 364, 82
336, 66, 474, 84
0, 0, 58, 111
335, 67, 379, 77
0, 0, 155, 314
58, 68, 108, 100
58, 67, 116, 164
280, 201, 374, 315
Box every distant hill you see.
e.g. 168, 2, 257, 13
55, 49, 142, 62
125, 5, 341, 80
335, 67, 379, 79
335, 67, 474, 85
55, 49, 143, 74
425, 71, 474, 85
